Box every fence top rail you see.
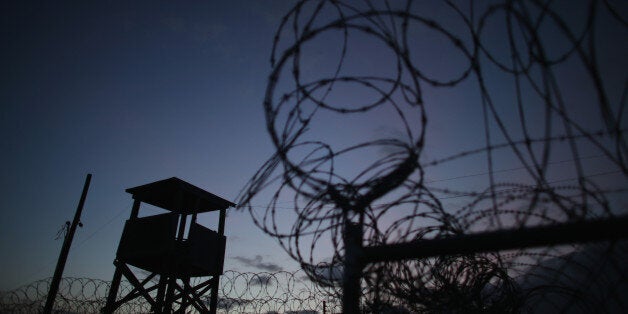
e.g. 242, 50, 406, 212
362, 215, 628, 264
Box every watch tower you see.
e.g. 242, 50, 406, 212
103, 177, 235, 313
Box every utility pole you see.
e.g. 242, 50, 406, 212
43, 174, 92, 314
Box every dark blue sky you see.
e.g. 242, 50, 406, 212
1, 0, 626, 291
0, 0, 298, 289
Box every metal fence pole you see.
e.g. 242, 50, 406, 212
342, 221, 363, 313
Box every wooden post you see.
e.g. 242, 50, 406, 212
103, 199, 141, 314
208, 208, 226, 314
154, 275, 168, 313
218, 208, 226, 235
129, 199, 141, 220
103, 268, 122, 314
43, 174, 92, 314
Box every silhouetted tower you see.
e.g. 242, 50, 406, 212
103, 177, 235, 314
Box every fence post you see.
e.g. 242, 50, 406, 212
343, 221, 363, 313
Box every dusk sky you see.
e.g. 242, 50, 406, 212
1, 0, 298, 290
1, 0, 626, 293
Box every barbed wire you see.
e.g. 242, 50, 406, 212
0, 270, 340, 313
237, 0, 627, 312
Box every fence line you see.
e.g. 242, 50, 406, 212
0, 270, 341, 313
